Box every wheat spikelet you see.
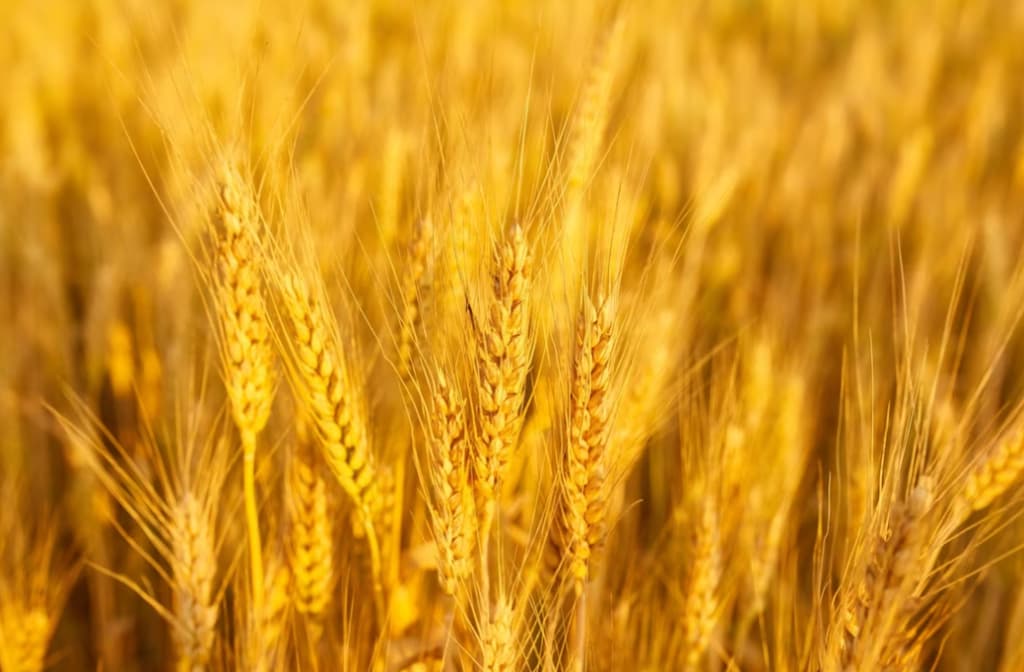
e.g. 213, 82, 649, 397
473, 224, 531, 526
287, 420, 333, 640
170, 493, 218, 672
682, 500, 721, 672
397, 217, 433, 380
550, 295, 614, 592
429, 371, 476, 596
956, 426, 1024, 516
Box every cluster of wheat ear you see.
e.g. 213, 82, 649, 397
6, 0, 1024, 670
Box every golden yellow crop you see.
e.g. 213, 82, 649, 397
3, 0, 1024, 670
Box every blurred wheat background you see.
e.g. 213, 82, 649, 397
4, 0, 1024, 670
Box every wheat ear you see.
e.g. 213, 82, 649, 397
561, 296, 614, 593
280, 273, 384, 607
397, 217, 433, 379
682, 500, 721, 672
481, 598, 516, 672
956, 426, 1024, 518
212, 165, 275, 611
832, 476, 934, 671
563, 15, 625, 252
566, 16, 623, 200
474, 223, 531, 537
245, 551, 291, 672
171, 493, 218, 672
288, 419, 333, 642
430, 372, 476, 596
0, 606, 51, 672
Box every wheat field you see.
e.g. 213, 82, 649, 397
3, 0, 1024, 670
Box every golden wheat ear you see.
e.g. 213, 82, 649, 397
396, 217, 434, 381
54, 402, 231, 672
169, 492, 219, 671
682, 500, 721, 672
956, 425, 1024, 519
547, 294, 615, 595
473, 223, 532, 541
427, 370, 476, 598
828, 476, 935, 671
480, 597, 517, 672
209, 162, 276, 613
276, 270, 386, 615
287, 417, 334, 643
238, 546, 291, 672
0, 501, 77, 672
